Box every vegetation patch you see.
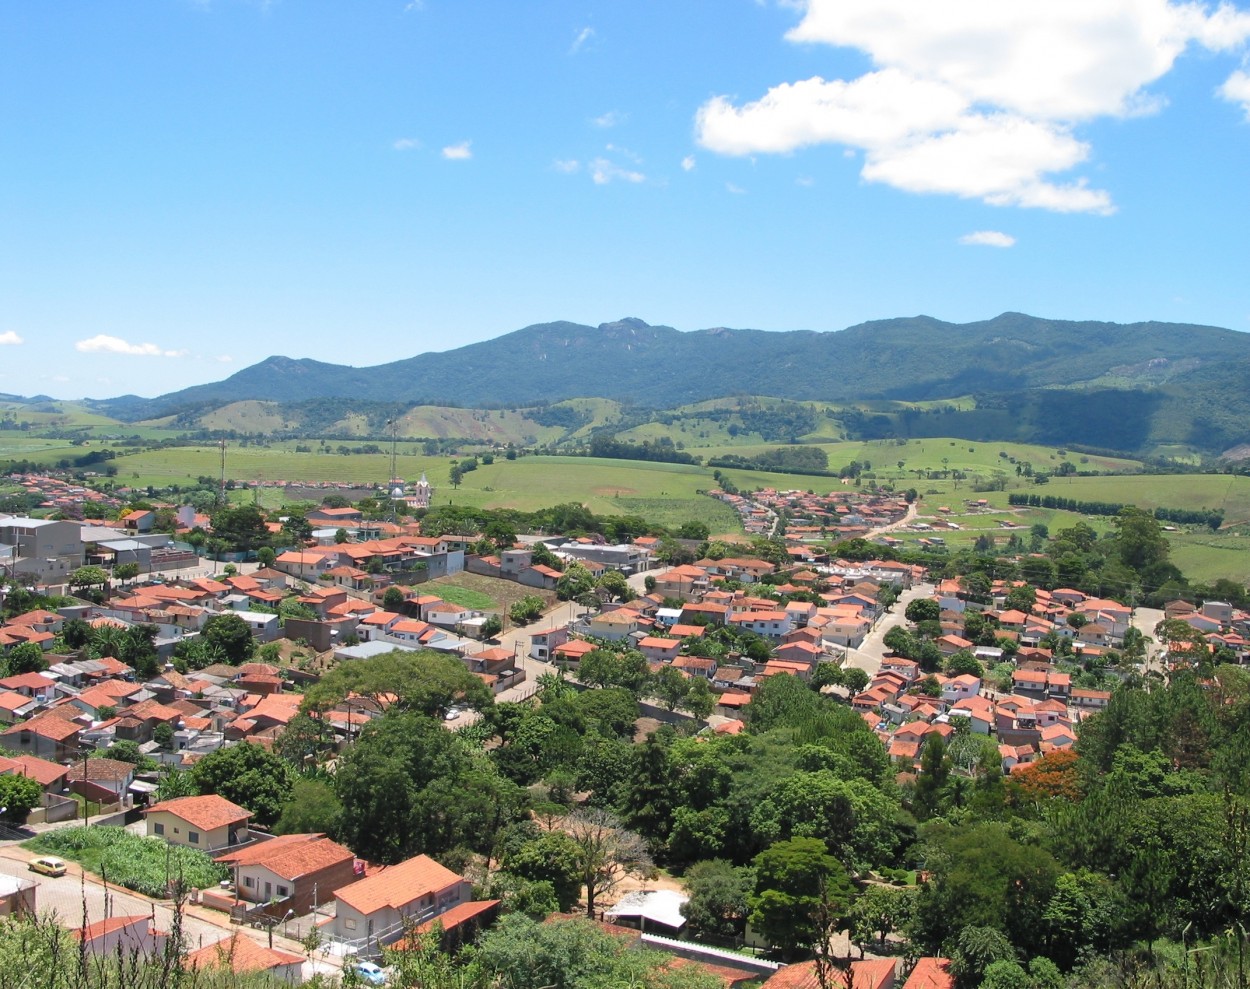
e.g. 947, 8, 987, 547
25, 826, 227, 897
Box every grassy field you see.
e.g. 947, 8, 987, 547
686, 438, 1143, 478
424, 572, 555, 615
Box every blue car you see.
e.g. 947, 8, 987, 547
353, 961, 386, 986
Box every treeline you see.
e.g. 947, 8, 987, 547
708, 445, 830, 474
1008, 493, 1223, 528
584, 435, 699, 465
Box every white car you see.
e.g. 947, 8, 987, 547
443, 707, 462, 721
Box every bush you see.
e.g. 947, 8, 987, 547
26, 827, 227, 897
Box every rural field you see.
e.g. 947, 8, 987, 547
7, 418, 1250, 582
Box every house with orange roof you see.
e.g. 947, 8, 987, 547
902, 958, 953, 989
639, 637, 682, 663
2, 753, 70, 791
144, 794, 251, 851
73, 914, 166, 958
330, 853, 471, 948
186, 933, 303, 983
0, 710, 84, 761
762, 957, 896, 989
585, 608, 647, 641
553, 639, 596, 668
216, 832, 355, 914
0, 690, 39, 724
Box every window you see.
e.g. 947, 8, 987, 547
345, 918, 357, 931
244, 877, 255, 889
277, 886, 289, 897
188, 831, 199, 844
153, 822, 165, 836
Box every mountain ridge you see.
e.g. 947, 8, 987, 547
79, 313, 1250, 450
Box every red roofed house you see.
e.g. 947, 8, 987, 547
903, 958, 954, 989
186, 933, 303, 984
762, 958, 896, 989
0, 711, 84, 761
74, 915, 166, 957
145, 795, 251, 851
330, 853, 471, 947
216, 833, 355, 915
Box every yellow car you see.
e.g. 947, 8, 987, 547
28, 856, 67, 877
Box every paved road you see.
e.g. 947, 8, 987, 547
841, 581, 934, 676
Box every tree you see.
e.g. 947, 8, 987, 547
683, 677, 717, 721
383, 586, 406, 610
190, 742, 295, 828
302, 649, 492, 718
274, 713, 332, 770
199, 612, 257, 666
651, 665, 691, 712
912, 735, 951, 820
749, 837, 854, 960
556, 564, 596, 602
950, 926, 1018, 989
682, 859, 754, 937
0, 773, 42, 824
848, 884, 912, 950
595, 570, 633, 603
212, 504, 272, 554
275, 778, 342, 836
334, 528, 349, 545
4, 641, 47, 675
841, 667, 870, 695
501, 831, 585, 912
256, 546, 276, 568
113, 562, 140, 585
152, 722, 175, 748
565, 808, 653, 917
905, 598, 941, 624
69, 565, 109, 591
481, 614, 503, 640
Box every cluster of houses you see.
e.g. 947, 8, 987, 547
532, 552, 924, 730
849, 580, 1140, 775
711, 487, 912, 543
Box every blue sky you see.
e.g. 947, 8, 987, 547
2, 0, 1250, 400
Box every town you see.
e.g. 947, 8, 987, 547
0, 467, 1244, 989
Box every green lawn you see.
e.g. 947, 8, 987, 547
426, 583, 497, 610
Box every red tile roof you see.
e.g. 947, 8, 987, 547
144, 794, 250, 831
334, 854, 462, 916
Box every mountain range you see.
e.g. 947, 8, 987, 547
81, 313, 1250, 456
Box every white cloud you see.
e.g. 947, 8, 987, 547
796, 175, 815, 186
726, 182, 747, 194
0, 331, 22, 346
593, 110, 624, 128
553, 159, 581, 173
959, 230, 1017, 248
590, 158, 645, 185
74, 334, 185, 357
696, 0, 1250, 213
216, 354, 234, 363
681, 155, 696, 171
605, 143, 642, 164
392, 137, 420, 151
442, 141, 472, 160
570, 26, 595, 54
1222, 68, 1250, 117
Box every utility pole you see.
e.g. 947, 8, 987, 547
218, 439, 227, 507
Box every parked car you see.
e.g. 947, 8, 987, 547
28, 856, 67, 877
443, 707, 462, 721
352, 961, 387, 986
